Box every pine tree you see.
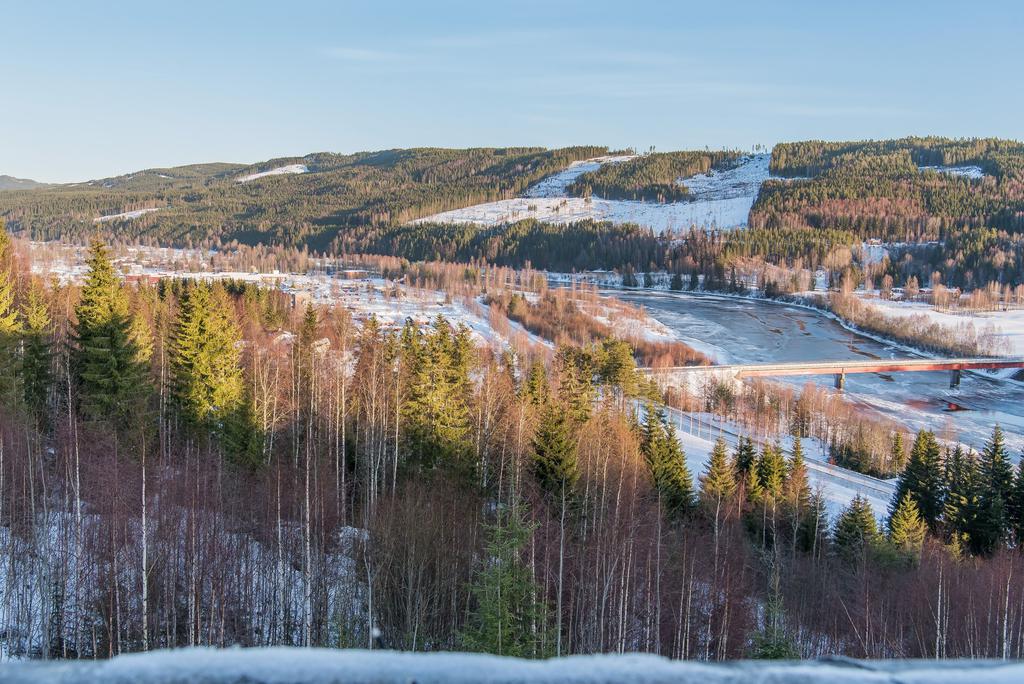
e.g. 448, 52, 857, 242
888, 493, 927, 565
833, 495, 881, 562
973, 425, 1014, 554
72, 241, 150, 425
21, 283, 51, 426
700, 437, 736, 506
461, 507, 552, 658
532, 401, 579, 496
891, 430, 944, 531
669, 271, 684, 291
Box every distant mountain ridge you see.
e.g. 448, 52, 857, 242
0, 175, 48, 191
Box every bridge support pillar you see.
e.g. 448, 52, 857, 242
834, 372, 845, 391
950, 369, 962, 389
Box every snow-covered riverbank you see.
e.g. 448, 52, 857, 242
4, 647, 1021, 683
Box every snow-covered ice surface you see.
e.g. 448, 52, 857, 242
414, 154, 772, 232
93, 207, 161, 223
5, 647, 1022, 683
237, 164, 309, 183
918, 164, 985, 180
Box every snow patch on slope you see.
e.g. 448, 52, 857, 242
918, 165, 985, 180
94, 208, 161, 223
523, 155, 636, 198
236, 164, 309, 183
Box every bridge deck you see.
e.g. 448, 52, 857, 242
644, 357, 1024, 378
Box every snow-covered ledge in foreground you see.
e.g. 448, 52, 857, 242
3, 648, 1022, 683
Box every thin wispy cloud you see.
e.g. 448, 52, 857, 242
321, 46, 404, 63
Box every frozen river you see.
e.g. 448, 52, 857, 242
612, 289, 1024, 455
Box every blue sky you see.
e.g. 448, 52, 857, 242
3, 0, 1022, 182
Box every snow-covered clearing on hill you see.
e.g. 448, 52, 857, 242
5, 647, 1021, 683
414, 154, 771, 232
918, 164, 985, 180
93, 207, 161, 222
523, 154, 636, 198
236, 164, 309, 183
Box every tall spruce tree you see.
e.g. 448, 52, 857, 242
404, 316, 472, 467
1010, 464, 1024, 547
888, 493, 927, 565
891, 430, 944, 531
641, 406, 694, 517
555, 347, 594, 424
834, 495, 881, 562
733, 436, 757, 476
890, 431, 908, 473
757, 443, 786, 501
170, 282, 245, 435
72, 241, 149, 425
461, 507, 552, 658
700, 437, 736, 506
531, 401, 579, 496
942, 445, 980, 553
973, 425, 1014, 554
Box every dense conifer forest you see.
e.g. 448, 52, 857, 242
0, 226, 1022, 661
0, 147, 606, 250
753, 137, 1024, 241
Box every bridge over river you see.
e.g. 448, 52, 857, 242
644, 357, 1024, 390
610, 289, 1024, 454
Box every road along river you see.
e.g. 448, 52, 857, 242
611, 289, 1024, 456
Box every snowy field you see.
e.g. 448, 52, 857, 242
237, 164, 309, 183
918, 164, 986, 180
858, 296, 1024, 357
93, 207, 161, 223
4, 647, 1021, 683
414, 153, 772, 232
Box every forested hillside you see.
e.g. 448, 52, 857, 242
752, 137, 1024, 240
0, 147, 606, 250
0, 229, 1023, 660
